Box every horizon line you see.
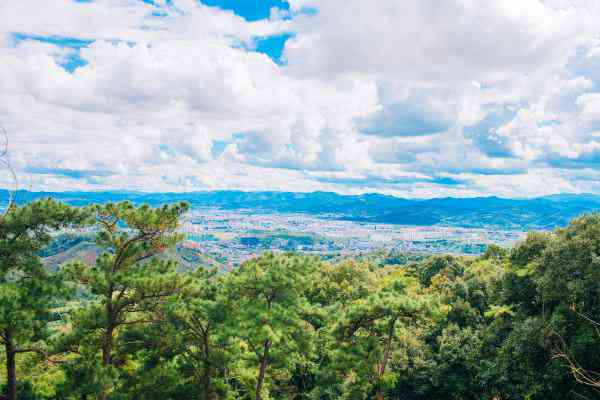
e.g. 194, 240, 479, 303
0, 187, 596, 202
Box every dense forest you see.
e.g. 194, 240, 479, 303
1, 199, 599, 399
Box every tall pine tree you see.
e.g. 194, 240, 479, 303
225, 253, 320, 400
60, 201, 188, 400
0, 199, 88, 400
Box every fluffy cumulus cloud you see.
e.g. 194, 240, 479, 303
1, 0, 600, 197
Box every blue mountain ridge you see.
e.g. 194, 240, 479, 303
2, 189, 599, 230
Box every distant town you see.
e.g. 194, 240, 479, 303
179, 208, 526, 266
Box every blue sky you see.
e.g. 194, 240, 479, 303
12, 33, 92, 71
186, 1, 296, 63
200, 0, 289, 21
254, 33, 293, 64
12, 1, 293, 66
1, 0, 600, 197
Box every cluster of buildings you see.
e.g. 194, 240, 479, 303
178, 209, 526, 266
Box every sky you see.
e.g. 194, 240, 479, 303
1, 0, 600, 198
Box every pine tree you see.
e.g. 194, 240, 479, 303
0, 199, 88, 400
332, 279, 436, 400
225, 253, 320, 400
163, 268, 235, 400
60, 201, 188, 400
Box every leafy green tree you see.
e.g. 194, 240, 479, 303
430, 324, 484, 399
225, 253, 320, 400
112, 268, 237, 400
164, 268, 236, 400
0, 199, 87, 400
481, 244, 508, 261
308, 259, 379, 310
508, 231, 551, 268
410, 256, 506, 399
301, 260, 381, 399
481, 215, 600, 399
59, 201, 188, 400
537, 214, 600, 398
331, 277, 436, 400
408, 255, 465, 288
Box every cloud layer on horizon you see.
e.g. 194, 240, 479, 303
1, 0, 600, 198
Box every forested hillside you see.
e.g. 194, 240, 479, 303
1, 199, 599, 399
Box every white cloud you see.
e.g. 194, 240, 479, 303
285, 0, 597, 81
0, 0, 600, 197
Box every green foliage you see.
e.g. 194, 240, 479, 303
154, 268, 237, 400
481, 244, 509, 261
509, 231, 551, 267
57, 201, 189, 400
0, 199, 88, 400
3, 200, 600, 400
408, 254, 465, 287
329, 278, 439, 400
224, 253, 322, 400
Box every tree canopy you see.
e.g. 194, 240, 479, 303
1, 201, 600, 400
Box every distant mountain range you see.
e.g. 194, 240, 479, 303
3, 189, 600, 230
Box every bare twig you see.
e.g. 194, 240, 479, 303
551, 308, 600, 391
0, 125, 18, 215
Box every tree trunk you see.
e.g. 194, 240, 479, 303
99, 296, 115, 400
102, 324, 114, 367
255, 339, 270, 400
375, 318, 397, 400
4, 330, 16, 400
202, 332, 214, 400
99, 323, 114, 400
